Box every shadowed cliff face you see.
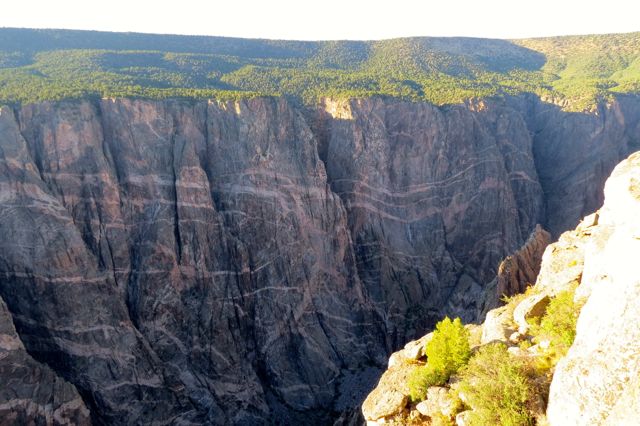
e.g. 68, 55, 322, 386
0, 98, 387, 424
315, 98, 546, 343
518, 94, 640, 236
0, 95, 638, 424
0, 297, 91, 425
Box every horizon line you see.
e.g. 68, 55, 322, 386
2, 25, 639, 43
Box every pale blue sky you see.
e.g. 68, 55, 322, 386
1, 0, 638, 40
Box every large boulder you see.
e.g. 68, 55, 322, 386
415, 386, 456, 418
480, 305, 514, 344
534, 218, 591, 297
361, 367, 412, 422
513, 293, 550, 334
403, 332, 434, 360
388, 332, 434, 368
602, 378, 640, 425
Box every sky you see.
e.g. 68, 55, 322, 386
0, 0, 638, 41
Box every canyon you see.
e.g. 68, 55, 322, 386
0, 93, 639, 424
361, 150, 640, 425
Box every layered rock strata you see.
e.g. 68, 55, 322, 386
316, 97, 546, 339
362, 151, 640, 425
0, 298, 90, 425
0, 95, 637, 424
0, 98, 386, 424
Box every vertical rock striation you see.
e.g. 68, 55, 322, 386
479, 224, 552, 314
0, 95, 638, 424
316, 97, 545, 343
0, 101, 198, 424
521, 94, 640, 236
0, 297, 90, 425
0, 98, 387, 424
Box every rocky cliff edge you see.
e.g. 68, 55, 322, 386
362, 151, 640, 425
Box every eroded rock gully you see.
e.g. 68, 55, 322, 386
0, 95, 638, 424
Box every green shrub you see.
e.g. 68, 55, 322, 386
426, 317, 471, 377
407, 317, 471, 401
458, 343, 538, 426
431, 412, 456, 426
529, 284, 585, 368
407, 364, 447, 401
536, 287, 583, 352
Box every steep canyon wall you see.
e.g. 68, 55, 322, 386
0, 95, 637, 424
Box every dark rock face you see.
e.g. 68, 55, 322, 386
0, 95, 638, 424
0, 98, 386, 424
518, 94, 640, 236
480, 224, 552, 314
315, 98, 546, 343
0, 297, 90, 425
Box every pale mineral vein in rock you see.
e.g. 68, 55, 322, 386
0, 95, 637, 424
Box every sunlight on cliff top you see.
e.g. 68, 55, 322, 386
322, 98, 353, 120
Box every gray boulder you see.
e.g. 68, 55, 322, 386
513, 293, 550, 334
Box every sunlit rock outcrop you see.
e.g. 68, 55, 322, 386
547, 151, 640, 425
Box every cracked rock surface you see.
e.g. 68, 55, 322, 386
0, 95, 638, 424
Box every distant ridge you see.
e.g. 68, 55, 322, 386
0, 27, 638, 109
